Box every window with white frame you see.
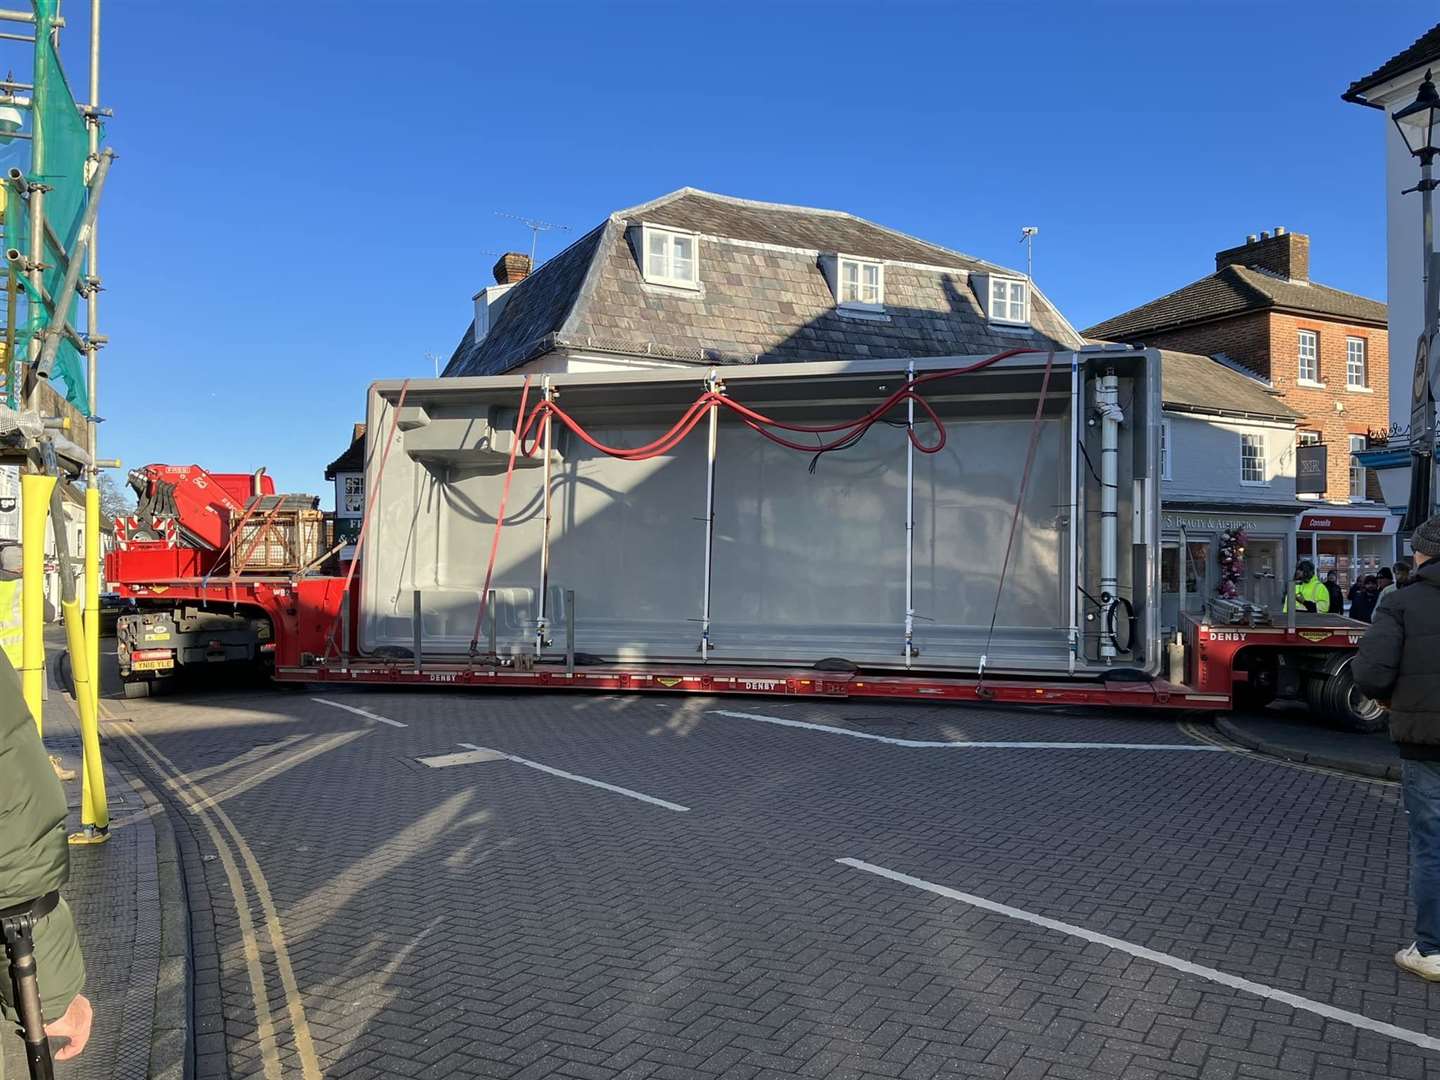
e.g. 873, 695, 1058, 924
1350, 434, 1367, 499
838, 257, 883, 307
640, 226, 698, 288
1160, 419, 1172, 480
988, 277, 1029, 324
1297, 330, 1319, 383
1346, 337, 1367, 388
1240, 432, 1267, 485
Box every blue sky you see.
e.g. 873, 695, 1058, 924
52, 1, 1435, 499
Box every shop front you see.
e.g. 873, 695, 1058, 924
1295, 510, 1400, 593
1160, 503, 1302, 634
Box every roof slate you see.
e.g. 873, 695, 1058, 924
1083, 264, 1385, 342
1159, 350, 1300, 421
444, 189, 1081, 378
1344, 24, 1440, 103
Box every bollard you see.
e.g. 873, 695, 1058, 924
19, 474, 56, 735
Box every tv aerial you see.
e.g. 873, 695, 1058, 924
495, 212, 570, 265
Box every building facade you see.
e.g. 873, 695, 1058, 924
1085, 231, 1394, 573
1344, 24, 1440, 538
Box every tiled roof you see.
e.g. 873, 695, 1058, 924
324, 424, 366, 478
1344, 24, 1440, 104
1083, 265, 1386, 341
444, 189, 1082, 378
443, 225, 607, 378
1159, 350, 1300, 421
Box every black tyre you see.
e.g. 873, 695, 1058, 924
1313, 655, 1387, 734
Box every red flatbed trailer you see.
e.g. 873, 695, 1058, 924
114, 571, 1387, 726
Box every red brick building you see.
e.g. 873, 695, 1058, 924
1085, 230, 1388, 505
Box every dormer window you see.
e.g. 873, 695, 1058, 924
838, 257, 883, 308
988, 276, 1029, 325
640, 224, 699, 289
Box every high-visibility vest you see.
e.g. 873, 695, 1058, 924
1283, 575, 1331, 614
0, 577, 20, 668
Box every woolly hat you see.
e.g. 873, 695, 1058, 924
1415, 515, 1440, 558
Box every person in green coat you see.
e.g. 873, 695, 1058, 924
0, 649, 92, 1071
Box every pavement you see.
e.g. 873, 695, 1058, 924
85, 681, 1440, 1079
1218, 704, 1403, 781
2, 629, 187, 1080
6, 649, 1430, 1080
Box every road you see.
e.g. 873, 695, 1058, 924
105, 682, 1438, 1080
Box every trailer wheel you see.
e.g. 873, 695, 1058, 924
1309, 655, 1387, 734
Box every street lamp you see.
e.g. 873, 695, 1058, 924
1395, 71, 1440, 530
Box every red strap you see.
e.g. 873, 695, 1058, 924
468, 376, 534, 655
324, 379, 411, 659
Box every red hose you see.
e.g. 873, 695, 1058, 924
515, 349, 1035, 463
468, 375, 534, 655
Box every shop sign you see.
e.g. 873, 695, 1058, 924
1162, 513, 1264, 532
1297, 514, 1393, 534
1296, 444, 1327, 494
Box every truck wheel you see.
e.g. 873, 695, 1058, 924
1311, 655, 1387, 734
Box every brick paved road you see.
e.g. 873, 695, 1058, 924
107, 687, 1440, 1079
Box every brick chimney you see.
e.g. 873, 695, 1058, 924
1214, 228, 1309, 281
492, 252, 532, 285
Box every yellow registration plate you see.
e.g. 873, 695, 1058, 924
132, 658, 174, 671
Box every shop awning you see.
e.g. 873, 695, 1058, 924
1297, 511, 1400, 535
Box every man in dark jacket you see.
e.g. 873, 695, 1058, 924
1323, 572, 1346, 618
0, 649, 92, 1070
1353, 515, 1440, 981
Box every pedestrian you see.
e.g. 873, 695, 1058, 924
1350, 575, 1380, 623
1380, 560, 1412, 607
1353, 514, 1440, 981
0, 648, 93, 1070
1323, 572, 1345, 618
1285, 559, 1331, 614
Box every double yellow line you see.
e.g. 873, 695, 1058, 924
116, 726, 323, 1080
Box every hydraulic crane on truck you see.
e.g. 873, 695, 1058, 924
106, 463, 328, 696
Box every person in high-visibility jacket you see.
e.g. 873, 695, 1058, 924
0, 544, 21, 671
1284, 558, 1332, 614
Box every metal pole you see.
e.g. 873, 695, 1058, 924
83, 0, 102, 744
412, 589, 422, 673
903, 360, 915, 667
564, 588, 575, 676
534, 379, 552, 658
35, 150, 111, 378
1097, 369, 1122, 660
487, 587, 496, 660
1067, 354, 1080, 674
1423, 153, 1440, 521
700, 371, 719, 661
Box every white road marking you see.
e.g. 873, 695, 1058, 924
837, 857, 1440, 1055
711, 709, 1226, 751
457, 743, 690, 812
311, 697, 408, 727
417, 748, 506, 769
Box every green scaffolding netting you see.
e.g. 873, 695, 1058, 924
2, 0, 90, 411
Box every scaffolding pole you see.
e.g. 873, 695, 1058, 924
82, 0, 101, 735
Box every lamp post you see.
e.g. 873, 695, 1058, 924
1394, 70, 1440, 529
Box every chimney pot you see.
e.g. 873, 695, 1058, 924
1260, 230, 1270, 240
492, 251, 532, 285
1275, 226, 1286, 236
1246, 234, 1258, 244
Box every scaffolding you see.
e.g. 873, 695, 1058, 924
0, 0, 114, 843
